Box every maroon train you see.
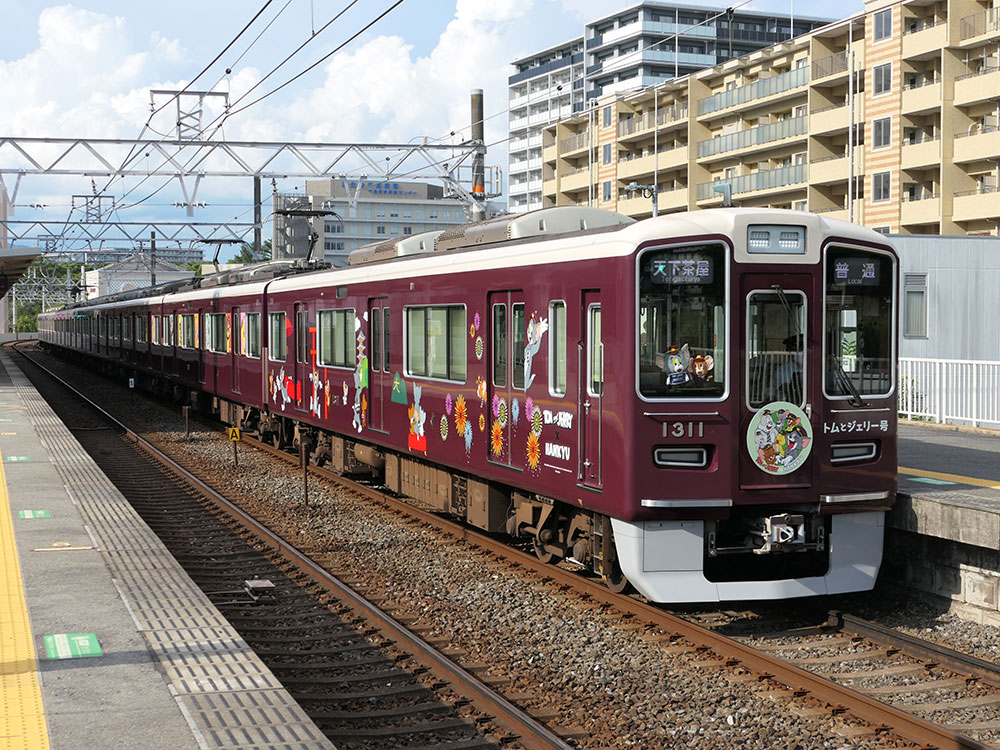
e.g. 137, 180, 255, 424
39, 206, 898, 602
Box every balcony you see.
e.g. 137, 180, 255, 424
558, 167, 593, 193
955, 65, 1000, 106
542, 143, 557, 163
617, 187, 690, 217
617, 105, 688, 140
696, 164, 807, 201
618, 147, 687, 180
809, 104, 851, 136
697, 116, 807, 159
559, 132, 590, 156
595, 20, 716, 48
902, 20, 949, 59
812, 52, 848, 82
901, 137, 941, 169
697, 67, 809, 117
813, 199, 865, 222
509, 182, 529, 196
900, 193, 941, 225
952, 187, 1000, 222
809, 154, 850, 185
953, 127, 1000, 164
959, 7, 1000, 42
901, 79, 942, 115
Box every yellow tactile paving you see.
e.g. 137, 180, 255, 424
0, 454, 50, 750
900, 466, 1000, 491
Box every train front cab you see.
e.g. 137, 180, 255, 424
619, 213, 897, 602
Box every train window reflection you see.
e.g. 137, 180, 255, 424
824, 246, 895, 398
746, 291, 806, 408
638, 243, 726, 399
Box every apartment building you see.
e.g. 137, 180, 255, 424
273, 180, 495, 265
540, 0, 1000, 235
508, 2, 830, 214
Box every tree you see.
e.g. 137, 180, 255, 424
228, 240, 272, 264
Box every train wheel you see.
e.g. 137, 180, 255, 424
604, 559, 632, 594
532, 536, 557, 564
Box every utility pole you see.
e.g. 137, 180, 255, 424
471, 89, 487, 223
150, 231, 157, 286
253, 176, 262, 260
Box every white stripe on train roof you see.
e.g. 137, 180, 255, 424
269, 209, 890, 296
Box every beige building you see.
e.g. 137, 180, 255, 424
541, 0, 1000, 235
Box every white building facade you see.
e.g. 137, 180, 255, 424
508, 1, 830, 213
274, 180, 499, 266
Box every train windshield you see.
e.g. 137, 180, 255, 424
824, 246, 895, 399
638, 243, 726, 399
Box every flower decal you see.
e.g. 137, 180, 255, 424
475, 336, 484, 360
526, 432, 542, 471
469, 323, 476, 338
525, 396, 534, 418
454, 394, 468, 436
491, 419, 504, 456
445, 393, 453, 415
479, 413, 486, 432
492, 393, 500, 418
511, 397, 520, 426
474, 311, 481, 331
476, 376, 487, 406
440, 415, 449, 440
498, 398, 508, 427
464, 422, 473, 454
531, 406, 543, 436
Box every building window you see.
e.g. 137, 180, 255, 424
603, 106, 612, 127
874, 63, 892, 94
904, 274, 927, 337
873, 117, 891, 148
406, 305, 467, 382
318, 309, 354, 368
376, 225, 386, 235
872, 172, 890, 202
602, 180, 612, 201
403, 226, 412, 235
874, 9, 892, 40
602, 143, 612, 164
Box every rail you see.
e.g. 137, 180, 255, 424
697, 116, 807, 158
698, 67, 809, 116
696, 163, 806, 200
960, 7, 1000, 40
899, 357, 1000, 429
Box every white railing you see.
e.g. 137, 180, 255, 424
898, 357, 1000, 429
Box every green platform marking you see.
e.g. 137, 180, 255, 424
908, 476, 957, 486
18, 510, 52, 519
5, 456, 30, 462
0, 418, 13, 423
44, 633, 103, 659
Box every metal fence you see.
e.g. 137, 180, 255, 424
898, 357, 1000, 429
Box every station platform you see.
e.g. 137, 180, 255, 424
887, 422, 1000, 625
0, 348, 335, 750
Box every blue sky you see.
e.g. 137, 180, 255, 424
0, 0, 862, 253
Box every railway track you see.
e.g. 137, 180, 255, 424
18, 342, 1000, 749
13, 344, 575, 750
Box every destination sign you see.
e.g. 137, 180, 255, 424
648, 255, 714, 285
832, 258, 880, 287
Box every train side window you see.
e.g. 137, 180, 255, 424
512, 303, 526, 390
492, 303, 507, 386
296, 309, 309, 364
549, 301, 566, 396
318, 309, 354, 368
406, 305, 466, 382
179, 314, 196, 349
371, 308, 381, 371
588, 304, 603, 397
246, 313, 261, 358
152, 315, 161, 345
383, 307, 390, 371
269, 312, 287, 361
206, 313, 227, 354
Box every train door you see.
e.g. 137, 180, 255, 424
487, 290, 525, 468
294, 303, 309, 411
231, 306, 241, 394
740, 274, 814, 489
579, 290, 603, 489
368, 298, 389, 433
